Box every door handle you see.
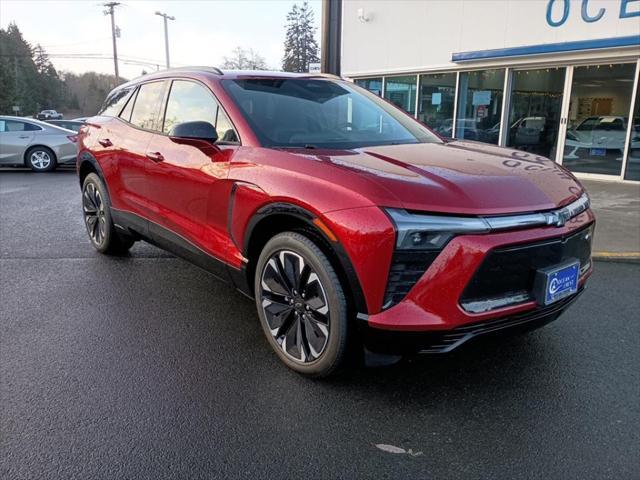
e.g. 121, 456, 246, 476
146, 151, 164, 162
18, 135, 30, 139
98, 138, 113, 147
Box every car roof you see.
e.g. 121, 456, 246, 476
0, 115, 75, 132
117, 67, 340, 90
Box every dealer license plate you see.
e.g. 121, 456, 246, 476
534, 261, 580, 306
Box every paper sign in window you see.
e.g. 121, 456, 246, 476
472, 90, 491, 106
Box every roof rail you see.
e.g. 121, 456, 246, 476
309, 72, 341, 80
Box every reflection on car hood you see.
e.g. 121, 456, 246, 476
304, 140, 584, 215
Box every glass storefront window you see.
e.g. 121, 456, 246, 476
507, 67, 565, 159
417, 73, 456, 137
456, 69, 505, 144
624, 76, 640, 181
383, 75, 417, 116
562, 63, 636, 176
354, 77, 383, 96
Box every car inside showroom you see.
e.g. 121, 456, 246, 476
340, 0, 640, 182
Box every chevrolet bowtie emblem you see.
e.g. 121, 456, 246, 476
544, 211, 569, 227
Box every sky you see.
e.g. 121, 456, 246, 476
0, 0, 322, 79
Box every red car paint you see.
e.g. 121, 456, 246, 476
78, 69, 593, 343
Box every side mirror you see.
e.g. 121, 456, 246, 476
169, 121, 218, 143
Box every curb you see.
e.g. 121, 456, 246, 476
592, 252, 640, 264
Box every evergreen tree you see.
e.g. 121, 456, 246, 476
33, 44, 64, 110
282, 1, 319, 72
0, 23, 40, 114
0, 23, 120, 116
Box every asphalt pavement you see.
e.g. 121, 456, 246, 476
1, 169, 639, 480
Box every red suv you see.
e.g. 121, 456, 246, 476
77, 68, 594, 377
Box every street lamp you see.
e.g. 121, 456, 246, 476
155, 11, 175, 69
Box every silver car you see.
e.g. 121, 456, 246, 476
0, 116, 77, 172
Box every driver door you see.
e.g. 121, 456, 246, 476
144, 79, 240, 262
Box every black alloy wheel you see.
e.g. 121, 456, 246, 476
255, 232, 349, 377
81, 173, 134, 254
83, 181, 107, 247
261, 249, 331, 362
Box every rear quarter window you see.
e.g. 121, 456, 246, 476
24, 122, 42, 131
100, 87, 134, 117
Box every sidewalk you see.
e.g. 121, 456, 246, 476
582, 179, 640, 261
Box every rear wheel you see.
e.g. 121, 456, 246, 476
26, 146, 57, 172
82, 173, 134, 254
255, 232, 349, 377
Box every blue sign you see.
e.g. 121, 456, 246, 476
546, 0, 640, 28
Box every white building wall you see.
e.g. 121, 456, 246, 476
341, 0, 640, 76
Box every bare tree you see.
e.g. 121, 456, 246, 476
221, 47, 268, 70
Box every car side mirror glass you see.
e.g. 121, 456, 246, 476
169, 121, 218, 143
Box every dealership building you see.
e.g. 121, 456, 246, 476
335, 0, 640, 182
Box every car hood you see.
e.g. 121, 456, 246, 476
307, 140, 585, 215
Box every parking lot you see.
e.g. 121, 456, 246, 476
1, 169, 639, 479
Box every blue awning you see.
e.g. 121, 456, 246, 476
452, 35, 640, 62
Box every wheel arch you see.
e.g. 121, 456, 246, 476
242, 202, 368, 315
77, 150, 105, 187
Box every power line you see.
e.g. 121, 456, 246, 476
40, 38, 112, 49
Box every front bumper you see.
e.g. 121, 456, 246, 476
362, 288, 583, 354
360, 209, 594, 346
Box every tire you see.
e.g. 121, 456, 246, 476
26, 146, 57, 172
254, 232, 349, 377
82, 173, 135, 255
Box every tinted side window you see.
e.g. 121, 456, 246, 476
100, 87, 133, 116
24, 122, 41, 131
130, 81, 166, 131
163, 81, 218, 134
119, 87, 138, 122
576, 118, 599, 131
2, 120, 41, 132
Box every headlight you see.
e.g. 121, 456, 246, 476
385, 209, 489, 250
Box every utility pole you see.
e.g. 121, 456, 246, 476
14, 56, 18, 93
321, 0, 342, 75
155, 11, 175, 69
103, 2, 121, 84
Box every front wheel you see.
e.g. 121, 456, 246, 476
255, 232, 349, 377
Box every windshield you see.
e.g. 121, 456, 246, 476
222, 78, 441, 149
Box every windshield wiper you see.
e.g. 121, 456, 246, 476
272, 144, 318, 150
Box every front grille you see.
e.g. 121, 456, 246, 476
419, 288, 582, 353
383, 250, 440, 309
460, 224, 593, 312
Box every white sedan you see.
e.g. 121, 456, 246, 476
0, 116, 78, 172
